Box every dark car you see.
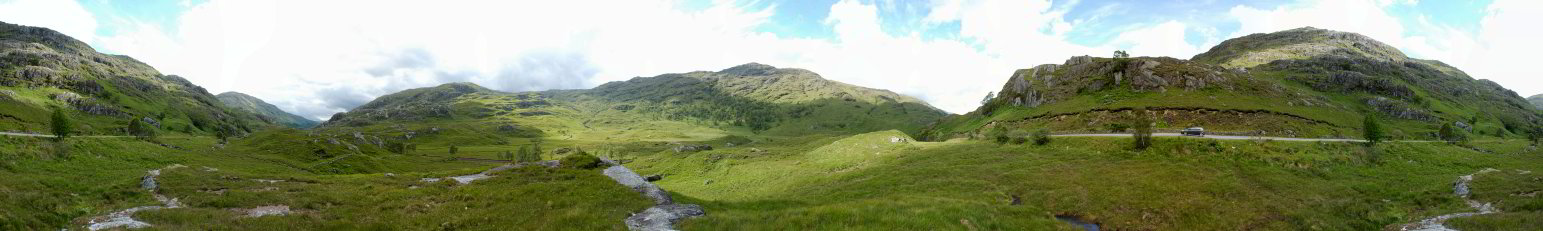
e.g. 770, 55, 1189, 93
1181, 127, 1205, 136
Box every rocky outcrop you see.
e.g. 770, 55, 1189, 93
1365, 97, 1436, 122
1127, 60, 1167, 92
672, 144, 713, 153
51, 92, 125, 117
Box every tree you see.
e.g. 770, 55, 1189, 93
1113, 50, 1130, 59
1438, 122, 1468, 144
1362, 114, 1384, 145
213, 124, 233, 143
127, 117, 156, 140
50, 108, 73, 140
1529, 127, 1542, 145
1008, 129, 1030, 144
981, 91, 995, 106
1131, 108, 1154, 150
449, 145, 459, 155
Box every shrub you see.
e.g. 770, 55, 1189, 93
1105, 123, 1130, 132
561, 151, 607, 170
988, 126, 1010, 144
1131, 108, 1154, 150
1031, 128, 1051, 145
1008, 129, 1030, 144
449, 145, 459, 155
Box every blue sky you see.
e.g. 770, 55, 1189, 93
1, 0, 1538, 118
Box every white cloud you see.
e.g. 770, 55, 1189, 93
1468, 0, 1543, 96
1227, 0, 1409, 49
0, 0, 98, 43
88, 0, 1228, 118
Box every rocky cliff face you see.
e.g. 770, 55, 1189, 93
217, 92, 318, 128
0, 21, 269, 134
985, 55, 1241, 114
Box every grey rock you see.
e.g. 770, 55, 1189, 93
672, 144, 713, 153
624, 204, 706, 231
141, 117, 161, 129
1063, 55, 1094, 66
1365, 97, 1436, 122
1454, 121, 1473, 133
602, 165, 673, 205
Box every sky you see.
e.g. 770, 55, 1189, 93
1, 0, 1539, 120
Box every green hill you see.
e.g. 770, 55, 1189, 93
1529, 94, 1543, 110
925, 27, 1541, 141
0, 21, 270, 136
216, 92, 317, 128
321, 63, 946, 142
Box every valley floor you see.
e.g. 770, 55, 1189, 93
3, 131, 1541, 230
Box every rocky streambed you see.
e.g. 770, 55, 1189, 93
84, 165, 187, 231
1400, 168, 1500, 231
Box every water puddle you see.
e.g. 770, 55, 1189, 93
1054, 215, 1100, 231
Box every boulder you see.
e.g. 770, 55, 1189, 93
141, 117, 161, 129
624, 204, 706, 231
1454, 121, 1473, 133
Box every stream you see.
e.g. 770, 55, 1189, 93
1055, 215, 1100, 231
1400, 168, 1500, 231
84, 165, 186, 231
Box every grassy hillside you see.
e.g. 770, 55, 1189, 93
217, 92, 318, 128
610, 131, 1543, 230
0, 21, 270, 136
925, 27, 1542, 141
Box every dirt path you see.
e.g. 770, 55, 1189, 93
1399, 168, 1500, 231
0, 131, 128, 138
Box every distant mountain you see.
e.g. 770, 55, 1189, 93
217, 92, 317, 128
1530, 94, 1543, 110
322, 63, 946, 138
0, 21, 269, 135
925, 27, 1540, 140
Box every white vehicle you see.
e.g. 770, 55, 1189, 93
1181, 127, 1205, 136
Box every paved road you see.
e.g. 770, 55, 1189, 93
1051, 133, 1434, 142
0, 132, 128, 138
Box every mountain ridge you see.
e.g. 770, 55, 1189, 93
925, 27, 1541, 140
0, 21, 270, 135
216, 92, 318, 128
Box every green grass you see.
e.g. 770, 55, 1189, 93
616, 134, 1543, 230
